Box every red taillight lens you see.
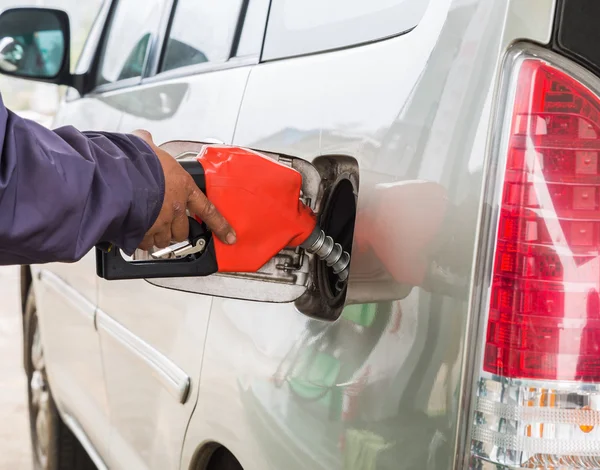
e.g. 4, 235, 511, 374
483, 59, 600, 382
470, 50, 600, 470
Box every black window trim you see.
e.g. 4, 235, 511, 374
229, 0, 251, 59
149, 0, 257, 81
65, 0, 114, 100
551, 0, 600, 80
87, 0, 171, 95
146, 0, 176, 77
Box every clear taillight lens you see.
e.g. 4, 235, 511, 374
469, 47, 600, 469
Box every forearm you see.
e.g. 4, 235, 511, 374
0, 98, 164, 265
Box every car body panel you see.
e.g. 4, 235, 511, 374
181, 0, 557, 469
26, 0, 559, 468
96, 282, 211, 470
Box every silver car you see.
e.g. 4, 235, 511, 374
4, 0, 599, 468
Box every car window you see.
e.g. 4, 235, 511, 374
235, 0, 270, 58
263, 0, 429, 61
160, 0, 243, 73
96, 0, 164, 86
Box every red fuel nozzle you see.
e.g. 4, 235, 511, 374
196, 145, 318, 272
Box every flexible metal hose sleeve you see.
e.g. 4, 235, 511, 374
301, 228, 350, 281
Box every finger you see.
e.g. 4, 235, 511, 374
171, 211, 189, 242
154, 228, 172, 249
187, 187, 236, 244
139, 234, 154, 251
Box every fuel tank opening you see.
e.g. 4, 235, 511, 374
318, 178, 356, 304
295, 164, 358, 321
300, 227, 351, 284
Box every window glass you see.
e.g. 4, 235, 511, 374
263, 0, 428, 61
160, 0, 243, 73
235, 0, 270, 58
96, 0, 164, 86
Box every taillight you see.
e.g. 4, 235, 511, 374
468, 45, 600, 469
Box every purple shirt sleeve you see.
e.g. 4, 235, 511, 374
0, 97, 165, 265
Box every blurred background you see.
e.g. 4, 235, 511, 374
0, 1, 103, 468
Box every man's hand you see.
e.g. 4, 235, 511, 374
132, 130, 236, 250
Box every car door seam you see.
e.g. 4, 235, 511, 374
231, 68, 253, 144
178, 296, 214, 470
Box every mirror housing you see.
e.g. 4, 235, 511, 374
0, 8, 81, 91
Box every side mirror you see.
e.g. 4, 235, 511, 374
0, 8, 72, 84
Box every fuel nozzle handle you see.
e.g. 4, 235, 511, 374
301, 226, 351, 282
179, 159, 206, 192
